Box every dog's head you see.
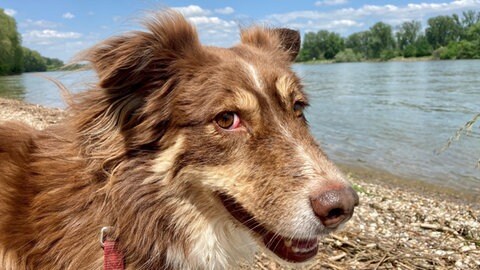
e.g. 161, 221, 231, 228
81, 11, 358, 264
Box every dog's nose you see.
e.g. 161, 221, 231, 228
310, 186, 359, 228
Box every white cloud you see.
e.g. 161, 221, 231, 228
286, 19, 363, 33
173, 5, 235, 18
186, 16, 238, 47
268, 10, 328, 24
331, 19, 363, 27
23, 30, 82, 41
335, 1, 480, 20
173, 5, 211, 17
21, 31, 99, 61
5, 8, 17, 17
21, 30, 84, 52
215, 7, 235, 15
169, 5, 239, 47
21, 19, 61, 29
315, 0, 348, 6
188, 16, 235, 27
268, 0, 480, 34
87, 11, 95, 16
62, 12, 75, 19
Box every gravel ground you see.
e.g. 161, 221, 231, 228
1, 97, 479, 270
0, 98, 65, 129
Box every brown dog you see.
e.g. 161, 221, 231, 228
0, 11, 358, 270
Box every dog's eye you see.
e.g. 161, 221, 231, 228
293, 102, 305, 118
215, 112, 240, 130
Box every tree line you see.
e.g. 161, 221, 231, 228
0, 8, 64, 76
297, 10, 480, 62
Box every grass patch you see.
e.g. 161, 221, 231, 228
352, 183, 368, 195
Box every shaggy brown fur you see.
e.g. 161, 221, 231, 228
0, 11, 357, 270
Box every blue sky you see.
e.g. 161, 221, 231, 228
3, 0, 480, 61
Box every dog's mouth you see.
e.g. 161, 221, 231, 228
218, 193, 319, 263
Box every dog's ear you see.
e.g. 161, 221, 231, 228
81, 11, 203, 90
73, 11, 206, 171
240, 27, 301, 61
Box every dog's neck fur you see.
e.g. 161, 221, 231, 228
100, 154, 258, 270
0, 125, 257, 270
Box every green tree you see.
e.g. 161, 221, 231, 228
345, 31, 370, 57
316, 30, 344, 59
22, 47, 47, 72
426, 15, 462, 49
298, 32, 321, 61
44, 57, 64, 70
466, 21, 480, 41
403, 45, 417, 58
0, 8, 23, 75
368, 22, 396, 59
456, 40, 479, 59
450, 11, 480, 40
439, 40, 480, 60
0, 8, 63, 74
298, 30, 345, 61
396, 21, 421, 51
414, 35, 433, 57
297, 11, 480, 62
460, 10, 480, 29
334, 49, 362, 63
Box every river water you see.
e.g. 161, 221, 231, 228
0, 60, 479, 196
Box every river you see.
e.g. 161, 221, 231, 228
0, 60, 479, 196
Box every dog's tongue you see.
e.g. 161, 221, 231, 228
263, 233, 319, 263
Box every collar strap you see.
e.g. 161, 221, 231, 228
101, 227, 125, 270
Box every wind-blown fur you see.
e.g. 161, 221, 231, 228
0, 11, 357, 270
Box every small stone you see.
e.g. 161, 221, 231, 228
460, 245, 476, 252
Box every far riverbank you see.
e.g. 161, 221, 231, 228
298, 55, 435, 64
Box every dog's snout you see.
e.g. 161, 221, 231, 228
310, 186, 359, 228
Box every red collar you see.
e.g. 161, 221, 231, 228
101, 227, 125, 270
